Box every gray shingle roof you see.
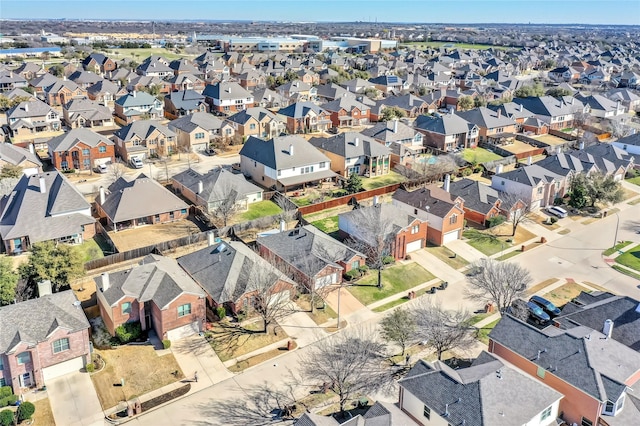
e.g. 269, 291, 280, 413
168, 112, 224, 133
448, 178, 500, 215
240, 135, 331, 170
202, 81, 252, 101
171, 167, 262, 205
0, 290, 89, 353
115, 91, 161, 107
47, 128, 113, 152
164, 90, 205, 111
95, 254, 205, 309
457, 107, 517, 130
277, 102, 327, 119
114, 120, 175, 142
7, 99, 56, 119
494, 164, 561, 187
512, 95, 585, 118
226, 107, 281, 126
99, 174, 189, 223
392, 185, 463, 218
308, 132, 390, 159
414, 113, 474, 136
0, 143, 42, 167
360, 120, 419, 144
338, 203, 420, 245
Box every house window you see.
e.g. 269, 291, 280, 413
319, 162, 326, 168
180, 209, 187, 214
540, 406, 552, 421
195, 132, 205, 139
581, 418, 593, 426
411, 225, 419, 234
0, 378, 4, 387
501, 180, 505, 186
536, 366, 546, 378
82, 149, 90, 156
83, 159, 91, 169
122, 302, 132, 314
53, 338, 70, 353
154, 214, 160, 222
16, 352, 30, 365
278, 170, 281, 176
249, 124, 256, 130
0, 357, 3, 370
603, 401, 615, 415
450, 214, 458, 224
414, 208, 418, 215
178, 303, 191, 317
169, 211, 175, 220
423, 405, 431, 420
61, 160, 69, 170
98, 146, 107, 153
537, 187, 543, 194
352, 260, 360, 270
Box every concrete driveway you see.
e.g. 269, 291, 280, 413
47, 371, 104, 426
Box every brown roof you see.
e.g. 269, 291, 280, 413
392, 184, 463, 218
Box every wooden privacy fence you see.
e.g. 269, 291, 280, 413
297, 183, 402, 215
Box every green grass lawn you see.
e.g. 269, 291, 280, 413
476, 319, 500, 344
361, 171, 406, 190
348, 263, 435, 305
75, 238, 105, 262
612, 264, 640, 281
496, 250, 521, 261
425, 245, 469, 269
463, 229, 512, 256
603, 241, 633, 256
372, 297, 411, 313
626, 176, 640, 186
103, 47, 199, 61
239, 200, 282, 221
462, 148, 503, 164
311, 216, 339, 234
615, 245, 640, 272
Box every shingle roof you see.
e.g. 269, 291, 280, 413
98, 174, 188, 223
240, 135, 331, 170
392, 185, 463, 218
277, 102, 327, 119
168, 112, 224, 133
7, 99, 56, 119
512, 95, 584, 118
95, 254, 205, 309
226, 107, 281, 126
114, 120, 175, 142
494, 164, 561, 187
202, 81, 252, 101
0, 290, 89, 353
164, 90, 205, 111
448, 178, 500, 215
308, 132, 390, 159
115, 91, 160, 108
457, 107, 517, 130
414, 113, 474, 135
0, 143, 42, 167
360, 120, 419, 144
171, 167, 262, 205
47, 128, 114, 152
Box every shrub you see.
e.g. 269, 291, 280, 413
486, 215, 506, 228
382, 255, 395, 265
553, 197, 563, 206
0, 395, 17, 408
215, 306, 226, 320
550, 217, 558, 224
85, 363, 95, 373
162, 339, 172, 349
344, 270, 360, 281
115, 321, 142, 343
0, 388, 10, 399
0, 410, 13, 426
17, 401, 35, 422
332, 189, 348, 197
461, 168, 473, 177
358, 265, 369, 273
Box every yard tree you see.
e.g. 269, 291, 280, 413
414, 301, 475, 361
457, 96, 474, 111
498, 192, 535, 236
18, 241, 85, 296
572, 172, 624, 208
381, 106, 406, 121
465, 258, 532, 313
212, 185, 239, 228
344, 172, 363, 194
568, 175, 588, 209
546, 87, 573, 98
274, 193, 298, 225
0, 257, 18, 305
300, 328, 395, 418
514, 82, 545, 98
380, 307, 416, 356
107, 161, 127, 184
0, 163, 23, 179
608, 120, 634, 139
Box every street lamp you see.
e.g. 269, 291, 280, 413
613, 212, 620, 249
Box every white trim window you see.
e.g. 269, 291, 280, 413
53, 338, 70, 353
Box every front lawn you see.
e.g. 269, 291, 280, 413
239, 200, 283, 221
425, 245, 469, 269
32, 398, 55, 426
627, 175, 640, 186
90, 345, 184, 410
206, 321, 287, 362
361, 171, 406, 190
476, 319, 500, 344
463, 229, 512, 256
541, 282, 591, 308
462, 147, 502, 164
603, 241, 633, 256
348, 263, 435, 305
615, 245, 640, 272
296, 294, 337, 325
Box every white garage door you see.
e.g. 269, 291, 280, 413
442, 230, 460, 245
315, 273, 338, 288
166, 321, 200, 341
42, 356, 85, 381
268, 290, 291, 307
406, 239, 423, 253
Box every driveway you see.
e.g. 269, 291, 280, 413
47, 371, 104, 426
171, 334, 234, 388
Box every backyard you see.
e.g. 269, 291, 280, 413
348, 262, 436, 305
462, 148, 502, 164
361, 171, 406, 190
90, 345, 185, 410
238, 200, 282, 222
107, 218, 203, 252
310, 215, 339, 235
206, 321, 287, 362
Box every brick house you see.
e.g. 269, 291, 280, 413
43, 79, 87, 107
168, 112, 234, 153
62, 98, 115, 129
392, 184, 465, 246
95, 254, 206, 341
277, 102, 332, 134
6, 99, 62, 143
448, 178, 505, 226
95, 174, 189, 231
457, 107, 518, 143
320, 96, 371, 128
414, 112, 479, 152
257, 225, 366, 291
491, 164, 565, 211
225, 107, 286, 139
0, 288, 90, 395
113, 120, 177, 162
82, 52, 117, 75
47, 128, 115, 171
202, 81, 254, 115
338, 203, 428, 260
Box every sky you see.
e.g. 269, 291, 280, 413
2, 1, 639, 25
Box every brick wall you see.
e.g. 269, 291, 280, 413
154, 294, 206, 339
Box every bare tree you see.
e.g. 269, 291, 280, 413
497, 192, 534, 237
107, 162, 127, 184
608, 119, 634, 139
414, 300, 475, 361
274, 193, 298, 224
405, 152, 461, 183
300, 328, 395, 418
465, 258, 531, 314
212, 185, 239, 227
380, 307, 417, 357
344, 204, 396, 289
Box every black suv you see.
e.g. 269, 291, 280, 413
529, 295, 561, 318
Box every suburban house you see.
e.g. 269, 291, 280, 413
308, 132, 391, 177
320, 96, 371, 128
277, 80, 316, 102
237, 70, 266, 89
86, 79, 127, 108
0, 143, 42, 176
114, 91, 164, 125
548, 66, 581, 82
511, 96, 586, 131
338, 203, 428, 260
42, 79, 87, 107
414, 113, 479, 151
576, 94, 627, 118
136, 57, 174, 78
0, 172, 96, 254
95, 254, 206, 341
171, 167, 263, 213
0, 288, 91, 395
361, 119, 424, 150
257, 225, 365, 291
252, 87, 288, 109
491, 164, 565, 211
168, 112, 234, 153
605, 88, 640, 112
177, 240, 295, 315
0, 71, 28, 92
489, 315, 640, 426
95, 174, 189, 231
341, 77, 376, 94
612, 133, 640, 156
47, 128, 115, 171
373, 94, 434, 120
277, 102, 332, 134
239, 135, 336, 192
163, 89, 207, 120
62, 98, 115, 129
392, 184, 465, 246
113, 120, 177, 162
165, 73, 206, 93
398, 352, 563, 426
225, 107, 286, 139
81, 52, 117, 75
6, 99, 62, 142
448, 178, 507, 226
297, 401, 416, 426
369, 75, 406, 94
457, 107, 518, 143
202, 81, 254, 114
568, 143, 636, 180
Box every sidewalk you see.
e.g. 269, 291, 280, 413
445, 239, 486, 263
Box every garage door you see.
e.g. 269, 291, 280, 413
42, 357, 84, 381
406, 239, 423, 253
166, 321, 200, 341
268, 290, 291, 306
442, 230, 460, 245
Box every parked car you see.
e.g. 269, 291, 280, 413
547, 206, 568, 218
130, 157, 144, 169
511, 299, 551, 325
203, 147, 216, 156
529, 295, 561, 318
96, 163, 109, 173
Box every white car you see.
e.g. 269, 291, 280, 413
547, 206, 568, 218
130, 157, 144, 169
97, 163, 109, 173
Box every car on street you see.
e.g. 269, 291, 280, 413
547, 206, 568, 218
529, 295, 561, 318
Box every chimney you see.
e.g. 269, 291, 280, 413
496, 164, 504, 174
519, 104, 524, 112
24, 103, 29, 113
279, 219, 286, 232
289, 144, 294, 155
556, 146, 562, 155
37, 280, 52, 297
207, 231, 215, 246
226, 86, 231, 93
603, 319, 613, 339
443, 174, 451, 192
99, 186, 105, 204
38, 176, 46, 193
28, 143, 35, 155
197, 180, 204, 194
354, 137, 359, 147
393, 119, 398, 133
527, 156, 533, 165
496, 109, 501, 118
101, 272, 110, 291
373, 195, 379, 205
132, 90, 137, 98
570, 98, 574, 105
579, 141, 585, 150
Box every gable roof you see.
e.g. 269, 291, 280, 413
171, 167, 262, 204
164, 90, 205, 111
360, 120, 419, 144
277, 101, 327, 119
448, 178, 500, 215
95, 254, 205, 309
0, 290, 89, 354
457, 107, 517, 130
47, 128, 113, 152
115, 91, 160, 108
226, 107, 281, 126
308, 132, 390, 159
7, 99, 57, 119
240, 135, 331, 170
202, 81, 252, 101
512, 95, 584, 118
414, 113, 475, 135
392, 185, 464, 218
0, 143, 42, 168
494, 164, 562, 187
168, 112, 224, 133
114, 120, 175, 142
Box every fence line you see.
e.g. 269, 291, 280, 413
297, 183, 402, 215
